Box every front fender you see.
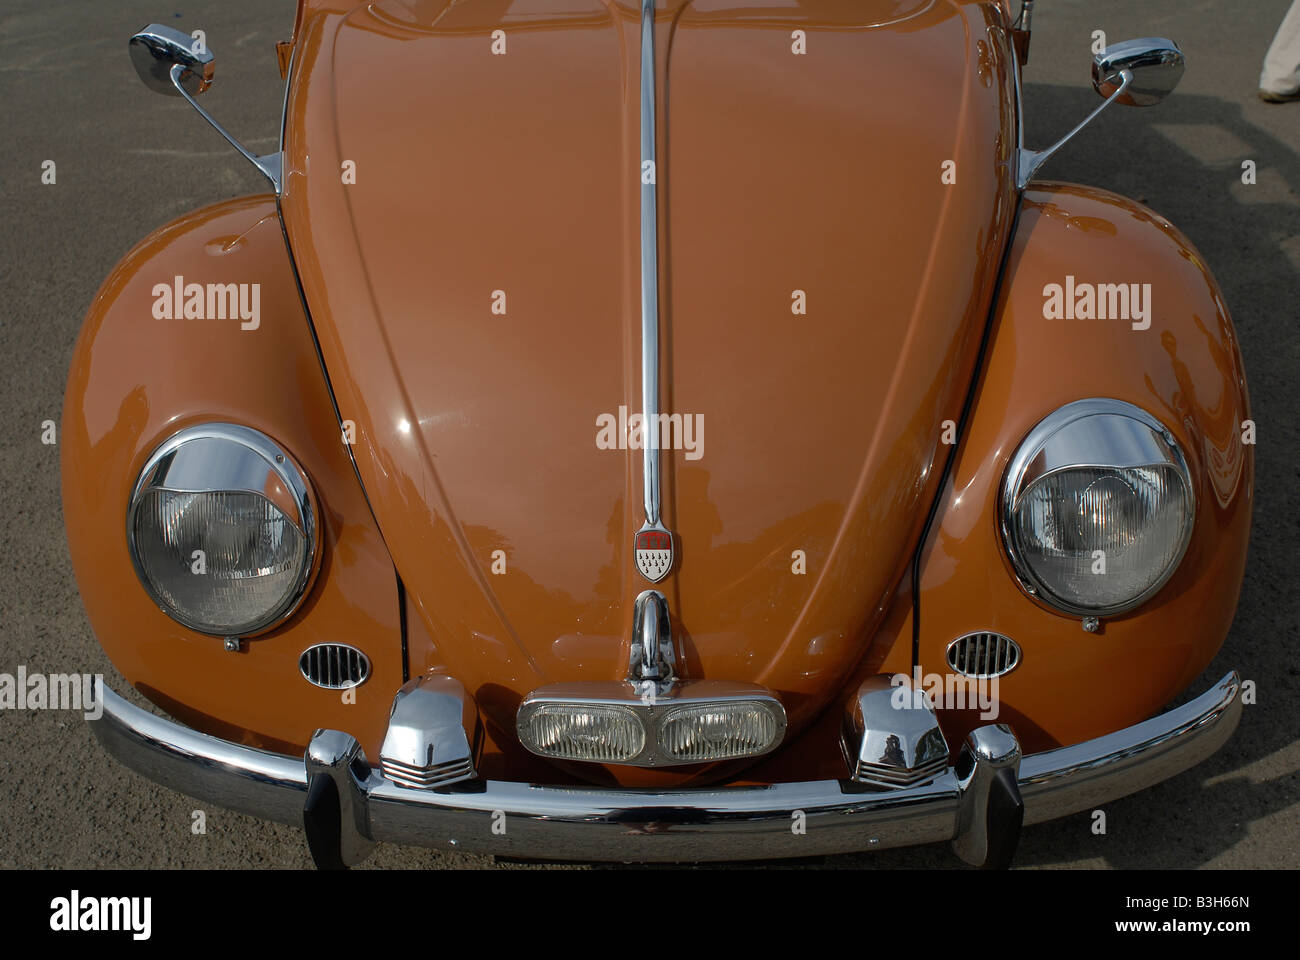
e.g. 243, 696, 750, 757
918, 182, 1253, 753
61, 195, 403, 761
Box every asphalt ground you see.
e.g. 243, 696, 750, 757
0, 0, 1296, 870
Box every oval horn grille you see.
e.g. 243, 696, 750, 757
300, 643, 370, 689
946, 632, 1021, 678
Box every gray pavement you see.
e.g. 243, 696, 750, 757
0, 0, 1296, 869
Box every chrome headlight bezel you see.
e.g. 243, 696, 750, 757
999, 398, 1196, 618
126, 423, 321, 638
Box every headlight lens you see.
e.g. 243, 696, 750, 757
127, 424, 319, 637
1001, 399, 1195, 616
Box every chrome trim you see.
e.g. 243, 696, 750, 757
92, 678, 310, 827
1012, 15, 1025, 175
379, 675, 480, 789
128, 24, 282, 193
1012, 0, 1034, 33
1017, 68, 1131, 189
1016, 36, 1184, 188
946, 632, 1021, 679
639, 0, 661, 529
516, 679, 787, 767
126, 422, 321, 638
999, 398, 1195, 618
276, 42, 295, 191
299, 643, 371, 690
128, 23, 214, 96
305, 729, 375, 867
1018, 671, 1237, 824
634, 1, 675, 581
629, 589, 676, 686
1092, 38, 1184, 107
169, 63, 283, 192
951, 724, 1023, 867
844, 675, 949, 788
89, 671, 1241, 864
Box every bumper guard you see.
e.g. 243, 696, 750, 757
89, 671, 1241, 866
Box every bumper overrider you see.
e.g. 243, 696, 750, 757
89, 671, 1241, 868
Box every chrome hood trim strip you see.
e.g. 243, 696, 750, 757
635, 0, 675, 583
639, 0, 662, 528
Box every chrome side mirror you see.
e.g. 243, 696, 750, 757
1092, 38, 1185, 106
129, 24, 214, 97
1017, 36, 1185, 189
127, 23, 281, 193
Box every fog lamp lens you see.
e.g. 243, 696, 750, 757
517, 703, 645, 762
658, 701, 782, 762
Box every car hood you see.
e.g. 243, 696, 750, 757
280, 0, 1016, 777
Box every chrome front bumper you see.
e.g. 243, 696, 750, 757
89, 671, 1241, 865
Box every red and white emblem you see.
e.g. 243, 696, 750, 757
635, 526, 674, 583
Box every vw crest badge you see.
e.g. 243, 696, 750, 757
635, 525, 674, 583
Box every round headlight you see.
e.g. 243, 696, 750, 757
127, 424, 320, 637
1000, 399, 1195, 617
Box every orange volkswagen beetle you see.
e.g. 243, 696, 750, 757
63, 0, 1251, 868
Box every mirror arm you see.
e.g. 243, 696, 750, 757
1016, 68, 1131, 190
169, 63, 283, 193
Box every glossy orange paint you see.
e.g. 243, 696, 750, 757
61, 196, 403, 761
64, 1, 1253, 794
278, 0, 1017, 783
916, 183, 1253, 754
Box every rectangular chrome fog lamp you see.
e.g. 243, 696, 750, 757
516, 680, 787, 767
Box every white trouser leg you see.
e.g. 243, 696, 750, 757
1261, 0, 1300, 94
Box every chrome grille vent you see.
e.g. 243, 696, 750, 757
381, 756, 476, 789
300, 643, 370, 689
855, 754, 949, 788
946, 632, 1021, 679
